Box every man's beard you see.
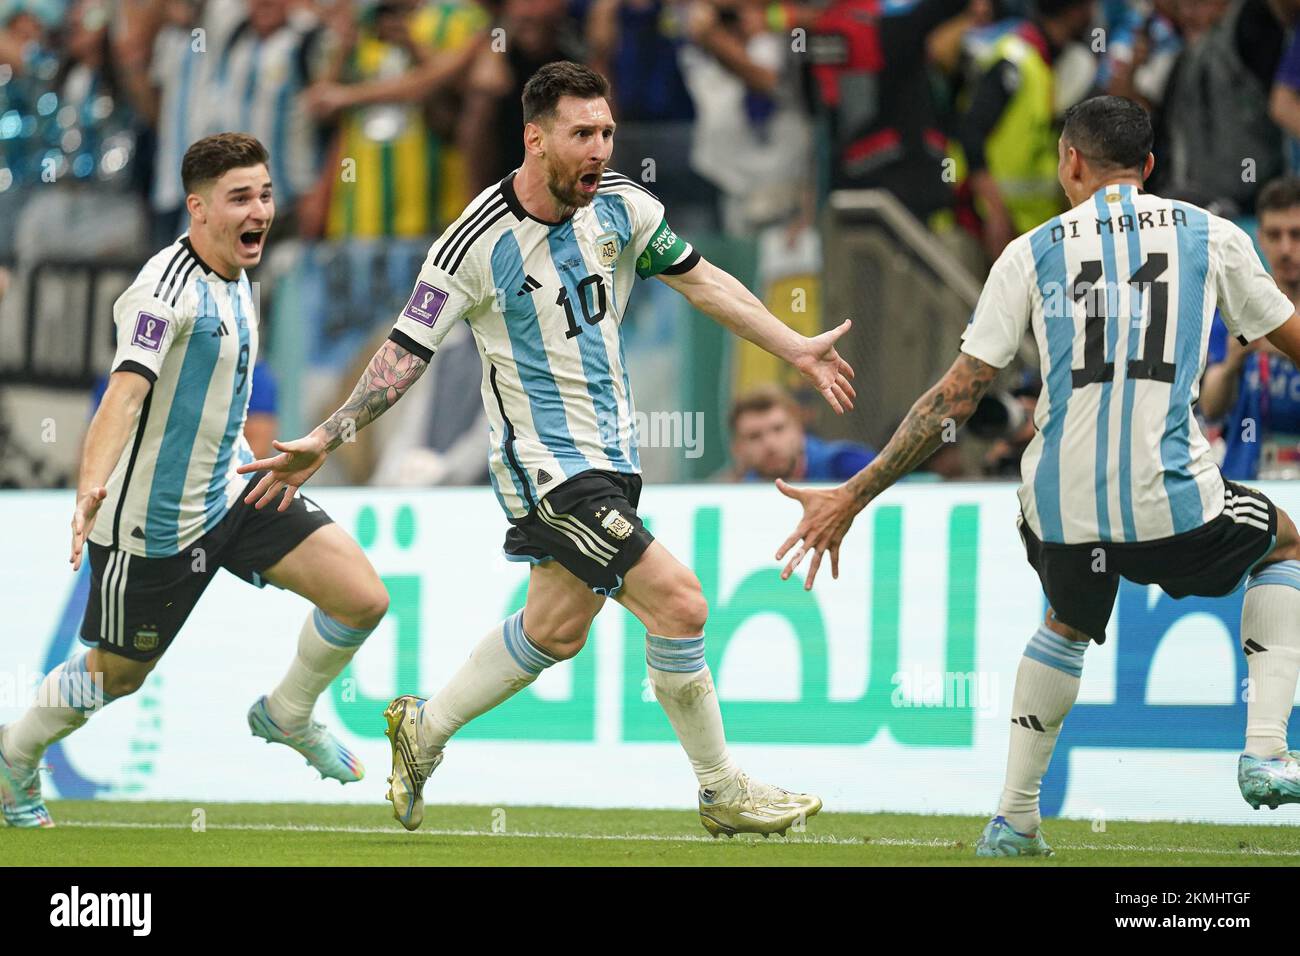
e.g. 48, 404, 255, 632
545, 159, 594, 212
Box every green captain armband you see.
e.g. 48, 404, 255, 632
635, 217, 694, 279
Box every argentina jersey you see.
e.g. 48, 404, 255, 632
90, 236, 258, 556
390, 169, 699, 520
962, 184, 1295, 544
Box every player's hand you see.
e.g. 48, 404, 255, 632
774, 479, 862, 590
794, 319, 856, 414
237, 432, 329, 511
70, 486, 107, 571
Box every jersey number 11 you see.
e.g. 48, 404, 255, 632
1071, 253, 1176, 389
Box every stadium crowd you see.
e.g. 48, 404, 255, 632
0, 0, 1298, 483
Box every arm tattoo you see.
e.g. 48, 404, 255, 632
846, 354, 999, 502
321, 340, 428, 451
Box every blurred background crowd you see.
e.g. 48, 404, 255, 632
1, 0, 1298, 490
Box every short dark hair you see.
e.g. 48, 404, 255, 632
1258, 177, 1300, 217
182, 132, 269, 195
1061, 95, 1153, 173
521, 61, 610, 127
729, 384, 800, 433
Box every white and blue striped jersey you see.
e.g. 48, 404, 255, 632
962, 183, 1296, 545
390, 170, 699, 519
90, 235, 258, 557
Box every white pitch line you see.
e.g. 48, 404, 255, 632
52, 821, 1300, 857
56, 821, 855, 845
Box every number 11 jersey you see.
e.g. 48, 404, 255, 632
962, 183, 1295, 545
390, 169, 699, 520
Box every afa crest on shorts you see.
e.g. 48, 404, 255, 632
599, 507, 634, 541
596, 232, 620, 269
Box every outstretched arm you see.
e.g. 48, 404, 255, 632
844, 353, 998, 503
71, 370, 153, 570
775, 352, 999, 589
238, 338, 429, 509
657, 257, 856, 412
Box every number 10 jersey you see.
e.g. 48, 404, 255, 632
961, 183, 1295, 545
390, 169, 699, 520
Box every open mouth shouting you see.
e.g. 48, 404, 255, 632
237, 227, 267, 258
578, 171, 601, 196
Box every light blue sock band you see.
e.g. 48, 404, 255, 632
58, 651, 116, 715
502, 610, 558, 676
313, 607, 374, 649
1247, 559, 1300, 593
1022, 626, 1086, 679
645, 634, 706, 673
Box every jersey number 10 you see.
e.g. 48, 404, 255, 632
1071, 253, 1176, 389
557, 275, 608, 339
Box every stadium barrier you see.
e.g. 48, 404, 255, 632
1, 481, 1289, 825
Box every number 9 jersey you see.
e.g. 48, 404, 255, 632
961, 183, 1296, 545
91, 236, 258, 557
390, 169, 699, 520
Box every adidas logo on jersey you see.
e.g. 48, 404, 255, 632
131, 526, 146, 539
517, 275, 542, 297
536, 469, 553, 485
211, 320, 230, 337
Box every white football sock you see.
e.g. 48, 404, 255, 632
418, 611, 557, 752
645, 634, 739, 792
1241, 564, 1300, 759
2, 651, 115, 769
996, 626, 1086, 835
265, 608, 374, 731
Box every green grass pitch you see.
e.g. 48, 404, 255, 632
3, 801, 1298, 866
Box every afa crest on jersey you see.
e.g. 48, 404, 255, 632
596, 232, 620, 269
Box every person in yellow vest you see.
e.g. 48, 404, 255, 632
302, 0, 488, 238
957, 0, 1097, 261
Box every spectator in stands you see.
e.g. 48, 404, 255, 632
957, 0, 1096, 261
808, 0, 973, 224
7, 0, 153, 260
457, 0, 581, 195
1152, 0, 1289, 213
42, 0, 144, 188
0, 2, 60, 210
677, 0, 812, 236
1201, 177, 1300, 478
115, 0, 248, 246
585, 0, 695, 122
304, 0, 487, 238
204, 0, 329, 235
726, 384, 877, 482
1270, 26, 1300, 174
1097, 0, 1182, 111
